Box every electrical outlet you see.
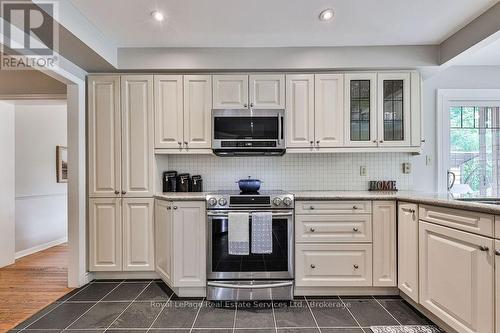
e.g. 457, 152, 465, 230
402, 162, 411, 174
360, 166, 367, 176
426, 155, 432, 166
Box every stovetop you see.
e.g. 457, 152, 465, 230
206, 190, 294, 209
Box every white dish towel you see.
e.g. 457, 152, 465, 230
228, 212, 250, 255
251, 212, 273, 254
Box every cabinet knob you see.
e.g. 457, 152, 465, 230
353, 264, 359, 269
249, 103, 254, 108
372, 140, 377, 143
114, 190, 119, 195
167, 206, 171, 210
173, 206, 178, 210
316, 140, 320, 145
310, 141, 314, 145
353, 227, 359, 232
244, 103, 248, 108
121, 191, 126, 195
379, 140, 384, 143
310, 228, 315, 232
310, 264, 316, 269
309, 206, 315, 210
495, 250, 500, 256
178, 141, 182, 146
479, 245, 489, 252
184, 141, 188, 146
352, 205, 358, 210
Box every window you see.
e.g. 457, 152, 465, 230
449, 106, 500, 196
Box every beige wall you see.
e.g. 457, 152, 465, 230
0, 70, 66, 96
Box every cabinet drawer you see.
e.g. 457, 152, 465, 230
296, 201, 371, 215
295, 243, 372, 287
419, 204, 493, 237
296, 215, 372, 243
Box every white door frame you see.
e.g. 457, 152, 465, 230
436, 89, 500, 193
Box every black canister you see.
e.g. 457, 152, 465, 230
190, 175, 203, 192
177, 173, 190, 192
162, 171, 177, 192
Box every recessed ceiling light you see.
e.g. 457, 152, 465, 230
151, 10, 165, 22
319, 8, 334, 21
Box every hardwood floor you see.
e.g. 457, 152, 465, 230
0, 244, 72, 331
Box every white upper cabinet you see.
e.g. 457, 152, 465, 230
121, 75, 154, 197
88, 76, 121, 197
249, 75, 285, 109
122, 198, 155, 271
398, 202, 419, 303
286, 74, 315, 148
377, 72, 411, 147
154, 75, 184, 149
314, 74, 344, 148
183, 75, 212, 149
344, 73, 378, 147
419, 221, 494, 333
213, 75, 249, 109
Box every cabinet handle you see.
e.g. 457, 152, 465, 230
244, 103, 248, 108
114, 190, 119, 195
309, 206, 315, 210
310, 228, 315, 232
173, 206, 178, 210
352, 205, 358, 210
121, 191, 126, 195
479, 245, 489, 252
379, 140, 384, 143
353, 227, 359, 232
167, 206, 171, 210
353, 264, 359, 269
310, 264, 316, 269
184, 141, 188, 146
316, 140, 320, 145
372, 140, 377, 143
249, 102, 254, 108
178, 141, 182, 146
310, 141, 314, 145
495, 250, 500, 256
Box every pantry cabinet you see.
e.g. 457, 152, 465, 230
88, 75, 154, 197
419, 221, 494, 333
154, 200, 206, 288
154, 75, 212, 151
89, 198, 154, 272
88, 76, 121, 197
372, 201, 396, 287
397, 202, 419, 302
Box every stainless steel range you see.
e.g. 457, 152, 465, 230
206, 191, 294, 301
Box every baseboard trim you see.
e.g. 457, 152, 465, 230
92, 271, 160, 280
15, 237, 67, 259
294, 286, 399, 296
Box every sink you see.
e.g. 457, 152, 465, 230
455, 198, 500, 205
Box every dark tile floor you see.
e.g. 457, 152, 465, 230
9, 279, 436, 333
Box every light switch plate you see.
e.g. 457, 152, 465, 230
360, 166, 367, 176
402, 162, 411, 174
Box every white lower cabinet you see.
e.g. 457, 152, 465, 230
89, 197, 154, 272
398, 202, 419, 302
295, 243, 372, 287
496, 240, 500, 333
295, 214, 372, 243
154, 200, 206, 288
372, 201, 396, 287
419, 221, 494, 333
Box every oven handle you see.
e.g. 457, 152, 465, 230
207, 212, 293, 217
207, 281, 293, 289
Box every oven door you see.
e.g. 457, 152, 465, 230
212, 109, 285, 149
207, 210, 294, 280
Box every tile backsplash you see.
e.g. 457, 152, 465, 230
156, 153, 413, 191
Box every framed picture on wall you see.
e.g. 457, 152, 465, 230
56, 145, 68, 183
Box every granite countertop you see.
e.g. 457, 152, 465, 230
154, 191, 500, 214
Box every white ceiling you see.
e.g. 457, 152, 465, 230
69, 0, 497, 48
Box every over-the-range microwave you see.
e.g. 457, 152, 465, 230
211, 109, 285, 156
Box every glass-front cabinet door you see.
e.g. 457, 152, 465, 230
344, 73, 377, 146
377, 72, 411, 146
